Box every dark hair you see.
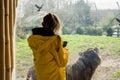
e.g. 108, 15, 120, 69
42, 13, 60, 34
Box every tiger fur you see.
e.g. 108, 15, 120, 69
26, 66, 36, 80
66, 47, 101, 80
26, 47, 101, 80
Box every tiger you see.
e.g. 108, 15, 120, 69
66, 47, 101, 80
26, 47, 101, 80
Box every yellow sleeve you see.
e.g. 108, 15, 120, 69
52, 36, 69, 67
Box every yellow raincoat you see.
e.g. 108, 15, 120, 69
27, 35, 69, 80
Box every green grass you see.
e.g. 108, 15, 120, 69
113, 69, 120, 79
110, 69, 120, 80
16, 35, 120, 78
61, 35, 120, 55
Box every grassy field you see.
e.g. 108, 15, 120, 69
16, 35, 120, 80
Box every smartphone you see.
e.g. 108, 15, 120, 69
63, 41, 67, 47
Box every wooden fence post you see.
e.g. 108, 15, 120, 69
0, 0, 6, 80
0, 0, 18, 80
4, 0, 12, 80
9, 0, 14, 73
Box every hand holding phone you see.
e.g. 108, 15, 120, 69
63, 41, 67, 47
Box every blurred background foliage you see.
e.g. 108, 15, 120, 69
16, 0, 120, 39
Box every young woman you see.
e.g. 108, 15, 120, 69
27, 13, 69, 80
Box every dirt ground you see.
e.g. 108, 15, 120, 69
68, 51, 120, 80
92, 53, 120, 80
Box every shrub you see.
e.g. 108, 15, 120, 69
85, 27, 103, 36
76, 27, 85, 34
106, 27, 114, 36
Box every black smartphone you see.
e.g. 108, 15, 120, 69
63, 41, 67, 47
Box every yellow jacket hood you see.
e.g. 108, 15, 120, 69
28, 35, 58, 54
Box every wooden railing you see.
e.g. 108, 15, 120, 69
0, 0, 18, 80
